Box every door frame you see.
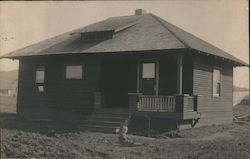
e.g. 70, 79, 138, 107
136, 58, 159, 95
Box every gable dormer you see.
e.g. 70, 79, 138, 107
80, 30, 114, 42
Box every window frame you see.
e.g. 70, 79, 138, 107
142, 62, 156, 79
212, 67, 222, 97
35, 65, 46, 93
64, 64, 85, 80
137, 58, 159, 95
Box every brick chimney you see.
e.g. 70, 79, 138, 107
135, 9, 147, 15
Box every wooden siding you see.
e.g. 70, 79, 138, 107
193, 56, 233, 126
17, 55, 101, 121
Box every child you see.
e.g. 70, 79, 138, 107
118, 120, 134, 146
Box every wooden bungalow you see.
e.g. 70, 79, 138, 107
1, 9, 248, 132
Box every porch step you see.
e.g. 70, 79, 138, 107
91, 113, 130, 119
87, 116, 128, 123
94, 108, 130, 114
80, 125, 119, 133
79, 108, 130, 133
81, 120, 122, 127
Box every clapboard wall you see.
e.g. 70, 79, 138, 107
193, 56, 234, 126
17, 55, 101, 121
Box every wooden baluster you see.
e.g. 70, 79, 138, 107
173, 98, 176, 112
144, 97, 146, 111
166, 97, 168, 111
164, 97, 166, 111
170, 97, 172, 112
152, 97, 154, 111
154, 97, 156, 111
148, 97, 150, 111
172, 97, 174, 112
168, 97, 170, 111
143, 97, 147, 111
161, 97, 163, 111
150, 96, 152, 111
139, 97, 143, 111
156, 97, 158, 111
158, 97, 162, 110
159, 97, 161, 111
165, 97, 169, 111
170, 97, 173, 112
148, 96, 150, 111
141, 97, 143, 111
150, 96, 151, 111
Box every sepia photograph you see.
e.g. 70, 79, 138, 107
0, 1, 249, 159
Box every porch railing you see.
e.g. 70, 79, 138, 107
128, 93, 201, 113
138, 95, 176, 112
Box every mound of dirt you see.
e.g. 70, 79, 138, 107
1, 119, 250, 159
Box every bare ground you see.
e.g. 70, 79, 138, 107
0, 117, 250, 159
0, 103, 250, 159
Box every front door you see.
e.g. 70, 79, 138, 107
139, 61, 158, 95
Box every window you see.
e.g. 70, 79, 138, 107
81, 30, 114, 42
65, 65, 84, 79
35, 66, 45, 92
142, 63, 155, 78
213, 69, 221, 96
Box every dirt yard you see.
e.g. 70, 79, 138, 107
1, 104, 250, 159
1, 118, 250, 159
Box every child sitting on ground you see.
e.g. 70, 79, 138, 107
118, 120, 134, 146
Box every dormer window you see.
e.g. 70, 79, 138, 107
81, 30, 114, 42
70, 21, 138, 43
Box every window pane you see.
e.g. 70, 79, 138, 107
66, 65, 83, 79
142, 63, 155, 78
213, 69, 220, 82
36, 66, 45, 83
213, 69, 221, 96
216, 83, 221, 94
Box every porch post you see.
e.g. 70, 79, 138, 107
177, 55, 183, 95
156, 59, 159, 95
136, 60, 140, 93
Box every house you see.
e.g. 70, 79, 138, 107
0, 70, 18, 97
0, 89, 11, 96
1, 9, 248, 132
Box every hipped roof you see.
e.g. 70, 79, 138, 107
1, 13, 248, 66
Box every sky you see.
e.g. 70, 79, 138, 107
0, 1, 249, 88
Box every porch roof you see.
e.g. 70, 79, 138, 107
1, 13, 248, 66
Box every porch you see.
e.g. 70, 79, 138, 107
94, 52, 201, 120
94, 93, 201, 120
128, 93, 201, 120
88, 93, 201, 133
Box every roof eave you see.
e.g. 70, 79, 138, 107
191, 49, 249, 67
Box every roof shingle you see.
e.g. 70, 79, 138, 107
2, 13, 248, 66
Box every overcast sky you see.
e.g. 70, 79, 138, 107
0, 1, 249, 88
